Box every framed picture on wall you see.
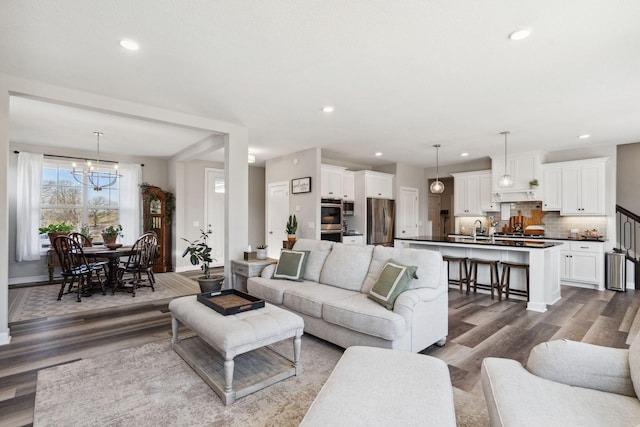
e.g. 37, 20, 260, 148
292, 177, 311, 194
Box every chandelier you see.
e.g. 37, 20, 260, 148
71, 131, 122, 191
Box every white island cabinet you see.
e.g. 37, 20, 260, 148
395, 237, 563, 313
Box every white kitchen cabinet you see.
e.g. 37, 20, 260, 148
452, 170, 493, 216
356, 170, 394, 199
342, 235, 363, 245
480, 172, 497, 211
542, 164, 562, 211
560, 159, 605, 215
321, 165, 345, 199
560, 241, 604, 289
342, 171, 355, 200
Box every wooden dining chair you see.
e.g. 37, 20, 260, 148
53, 236, 106, 302
68, 232, 109, 280
116, 232, 158, 297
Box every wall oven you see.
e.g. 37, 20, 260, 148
321, 198, 343, 242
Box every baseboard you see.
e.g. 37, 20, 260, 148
9, 275, 51, 286
0, 330, 11, 346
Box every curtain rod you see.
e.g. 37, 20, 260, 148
13, 150, 144, 167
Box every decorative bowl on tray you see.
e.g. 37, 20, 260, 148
106, 243, 123, 250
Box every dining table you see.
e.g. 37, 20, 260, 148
83, 246, 137, 290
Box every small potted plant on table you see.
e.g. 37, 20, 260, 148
286, 214, 298, 242
39, 222, 74, 246
102, 224, 123, 247
182, 229, 225, 292
256, 244, 268, 260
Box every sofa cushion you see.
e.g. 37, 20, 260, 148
283, 283, 357, 318
368, 260, 417, 310
322, 293, 406, 340
629, 329, 640, 399
247, 276, 311, 305
319, 243, 374, 291
292, 239, 334, 282
273, 249, 310, 281
361, 246, 443, 294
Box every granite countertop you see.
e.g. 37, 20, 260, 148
396, 236, 562, 249
448, 234, 607, 242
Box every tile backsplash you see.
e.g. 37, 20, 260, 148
458, 201, 608, 238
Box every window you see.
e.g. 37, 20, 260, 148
40, 159, 119, 247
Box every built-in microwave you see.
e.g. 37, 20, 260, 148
343, 200, 354, 216
321, 198, 343, 230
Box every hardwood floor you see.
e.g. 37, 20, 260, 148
1, 284, 638, 427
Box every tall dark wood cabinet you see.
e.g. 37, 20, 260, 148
141, 184, 174, 272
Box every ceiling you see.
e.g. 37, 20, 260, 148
1, 1, 640, 168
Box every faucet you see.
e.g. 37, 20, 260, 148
472, 219, 483, 240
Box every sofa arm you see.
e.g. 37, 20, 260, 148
394, 286, 447, 310
527, 339, 635, 397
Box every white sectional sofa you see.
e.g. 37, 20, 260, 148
247, 239, 448, 352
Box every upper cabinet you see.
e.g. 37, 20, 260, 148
342, 171, 355, 200
560, 159, 606, 215
542, 164, 562, 211
321, 164, 345, 199
355, 170, 394, 199
452, 170, 493, 216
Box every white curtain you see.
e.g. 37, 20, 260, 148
118, 162, 142, 245
16, 152, 43, 261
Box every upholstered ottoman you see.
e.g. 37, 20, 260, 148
169, 295, 304, 405
300, 346, 457, 426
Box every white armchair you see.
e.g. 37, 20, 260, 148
481, 332, 640, 426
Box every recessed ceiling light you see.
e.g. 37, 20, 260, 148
460, 152, 469, 157
578, 134, 591, 139
322, 106, 335, 113
120, 39, 139, 51
509, 29, 531, 41
375, 152, 382, 157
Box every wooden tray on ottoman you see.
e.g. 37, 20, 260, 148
197, 289, 265, 315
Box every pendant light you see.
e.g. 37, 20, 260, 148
497, 131, 513, 188
430, 144, 445, 194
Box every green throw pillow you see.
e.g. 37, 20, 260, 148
273, 250, 310, 281
368, 260, 418, 310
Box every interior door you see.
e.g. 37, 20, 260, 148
398, 186, 419, 238
267, 181, 290, 258
205, 168, 225, 266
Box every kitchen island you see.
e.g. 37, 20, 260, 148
395, 236, 564, 312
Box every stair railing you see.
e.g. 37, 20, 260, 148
616, 204, 640, 288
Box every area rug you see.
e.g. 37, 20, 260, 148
9, 272, 200, 322
34, 335, 489, 426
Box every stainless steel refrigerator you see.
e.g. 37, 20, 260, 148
366, 198, 395, 246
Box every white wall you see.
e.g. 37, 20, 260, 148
265, 147, 321, 241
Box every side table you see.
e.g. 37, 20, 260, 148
231, 258, 278, 292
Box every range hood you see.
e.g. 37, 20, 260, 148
490, 151, 545, 202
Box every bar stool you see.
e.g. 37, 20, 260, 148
499, 261, 530, 301
442, 255, 469, 292
467, 258, 501, 299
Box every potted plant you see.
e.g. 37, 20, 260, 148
182, 229, 224, 292
285, 214, 298, 242
256, 244, 268, 260
79, 224, 93, 245
39, 222, 74, 246
529, 179, 539, 189
102, 224, 123, 246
